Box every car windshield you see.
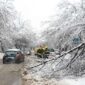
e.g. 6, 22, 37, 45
5, 51, 18, 56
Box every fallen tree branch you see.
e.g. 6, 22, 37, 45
27, 43, 85, 70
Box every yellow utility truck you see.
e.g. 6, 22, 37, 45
34, 45, 49, 58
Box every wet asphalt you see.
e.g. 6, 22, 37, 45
0, 53, 23, 85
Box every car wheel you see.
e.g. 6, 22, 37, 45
15, 59, 20, 64
3, 59, 6, 64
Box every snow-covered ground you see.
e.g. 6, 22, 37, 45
23, 73, 85, 85
55, 78, 85, 85
22, 55, 85, 85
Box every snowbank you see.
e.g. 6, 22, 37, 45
22, 73, 85, 85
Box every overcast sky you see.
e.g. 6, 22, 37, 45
14, 0, 81, 33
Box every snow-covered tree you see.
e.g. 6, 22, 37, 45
43, 0, 85, 52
